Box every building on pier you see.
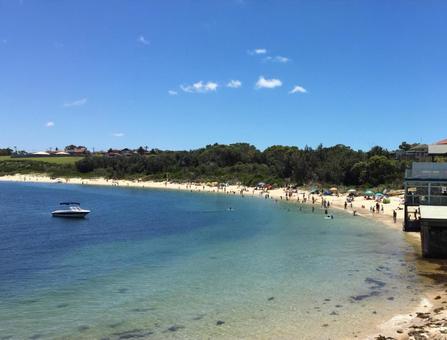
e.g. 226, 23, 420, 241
404, 162, 447, 257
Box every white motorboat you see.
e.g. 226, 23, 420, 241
51, 202, 90, 218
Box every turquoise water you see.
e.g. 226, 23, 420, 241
0, 182, 426, 339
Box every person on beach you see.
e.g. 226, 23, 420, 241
344, 201, 347, 209
393, 210, 397, 223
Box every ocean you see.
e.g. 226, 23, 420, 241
0, 182, 428, 339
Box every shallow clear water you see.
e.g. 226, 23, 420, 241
0, 182, 427, 339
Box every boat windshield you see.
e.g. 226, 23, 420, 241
60, 202, 81, 206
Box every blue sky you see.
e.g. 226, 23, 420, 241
0, 0, 446, 152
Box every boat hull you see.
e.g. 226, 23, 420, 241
51, 211, 90, 218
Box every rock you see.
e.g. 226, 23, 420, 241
434, 307, 444, 313
166, 325, 185, 332
322, 324, 329, 327
435, 295, 441, 300
192, 314, 205, 320
268, 297, 274, 301
77, 325, 89, 332
216, 320, 225, 326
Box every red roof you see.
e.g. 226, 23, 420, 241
436, 139, 447, 145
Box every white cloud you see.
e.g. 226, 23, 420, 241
227, 80, 242, 88
180, 81, 218, 93
138, 35, 150, 45
248, 48, 267, 55
168, 90, 178, 95
255, 76, 282, 89
289, 85, 307, 94
63, 97, 87, 107
46, 121, 55, 128
265, 55, 290, 63
112, 132, 125, 137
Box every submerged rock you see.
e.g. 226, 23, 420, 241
192, 314, 206, 320
29, 335, 42, 340
267, 297, 274, 301
216, 320, 225, 326
365, 277, 386, 289
112, 329, 154, 339
166, 325, 185, 332
131, 308, 153, 313
78, 325, 89, 332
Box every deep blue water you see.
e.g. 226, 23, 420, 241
0, 182, 427, 339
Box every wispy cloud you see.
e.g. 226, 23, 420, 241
63, 97, 87, 107
138, 35, 150, 46
227, 80, 242, 88
265, 55, 290, 63
180, 81, 218, 93
289, 85, 307, 94
168, 90, 178, 96
112, 132, 125, 137
255, 76, 282, 89
248, 48, 267, 55
46, 121, 55, 128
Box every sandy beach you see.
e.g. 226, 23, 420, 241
2, 173, 447, 339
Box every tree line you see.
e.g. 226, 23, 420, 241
72, 143, 409, 188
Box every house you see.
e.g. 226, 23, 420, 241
64, 145, 89, 156
395, 144, 429, 161
428, 138, 447, 157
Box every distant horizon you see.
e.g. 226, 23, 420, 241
1, 1, 446, 152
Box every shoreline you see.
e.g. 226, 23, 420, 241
1, 174, 447, 339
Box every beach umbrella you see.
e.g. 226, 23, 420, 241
375, 192, 383, 197
364, 190, 374, 196
348, 189, 356, 193
330, 187, 338, 192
